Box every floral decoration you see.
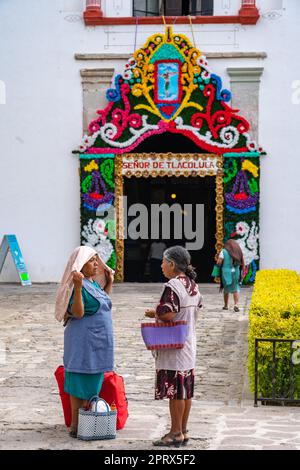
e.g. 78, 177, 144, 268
73, 26, 263, 156
74, 26, 265, 283
80, 157, 116, 270
223, 157, 260, 284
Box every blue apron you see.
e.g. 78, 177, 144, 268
64, 279, 114, 374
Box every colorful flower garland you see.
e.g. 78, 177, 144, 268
73, 26, 263, 156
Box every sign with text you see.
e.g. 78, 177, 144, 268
0, 235, 31, 286
122, 155, 219, 177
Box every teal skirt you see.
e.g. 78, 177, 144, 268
64, 371, 104, 400
222, 270, 240, 294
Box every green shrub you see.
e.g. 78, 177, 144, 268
248, 269, 300, 399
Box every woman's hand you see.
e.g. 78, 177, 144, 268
104, 268, 114, 295
105, 268, 114, 285
72, 271, 84, 288
145, 308, 156, 318
63, 311, 72, 326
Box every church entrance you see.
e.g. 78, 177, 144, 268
76, 26, 262, 285
123, 175, 216, 283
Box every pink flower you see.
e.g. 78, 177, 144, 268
129, 113, 142, 129
89, 121, 100, 133
158, 120, 169, 130
121, 83, 131, 94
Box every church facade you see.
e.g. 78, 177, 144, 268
1, 0, 299, 282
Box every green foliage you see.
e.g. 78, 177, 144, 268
106, 250, 116, 270
100, 160, 115, 189
248, 270, 300, 399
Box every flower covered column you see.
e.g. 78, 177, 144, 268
223, 153, 261, 283
79, 154, 116, 271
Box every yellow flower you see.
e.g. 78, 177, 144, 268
84, 160, 98, 172
132, 84, 143, 97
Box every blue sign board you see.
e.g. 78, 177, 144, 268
0, 235, 31, 286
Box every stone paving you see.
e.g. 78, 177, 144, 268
0, 283, 300, 450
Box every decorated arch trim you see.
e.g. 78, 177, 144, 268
74, 26, 264, 156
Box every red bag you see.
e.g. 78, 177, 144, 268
54, 367, 128, 430
99, 371, 128, 430
54, 365, 72, 427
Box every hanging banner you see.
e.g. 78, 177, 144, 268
122, 154, 220, 177
0, 235, 31, 286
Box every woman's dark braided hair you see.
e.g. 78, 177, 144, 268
163, 246, 197, 281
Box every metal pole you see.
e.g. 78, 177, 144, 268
272, 341, 276, 399
254, 338, 258, 406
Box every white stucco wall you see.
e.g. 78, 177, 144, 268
0, 0, 299, 281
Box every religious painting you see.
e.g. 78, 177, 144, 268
154, 60, 182, 104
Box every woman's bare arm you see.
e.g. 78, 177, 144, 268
70, 272, 84, 318
217, 257, 223, 267
145, 308, 176, 321
157, 311, 176, 322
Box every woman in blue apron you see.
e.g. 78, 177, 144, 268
55, 246, 114, 438
217, 239, 245, 312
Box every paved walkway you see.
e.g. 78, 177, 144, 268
0, 283, 300, 450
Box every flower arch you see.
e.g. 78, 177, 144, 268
74, 26, 263, 156
74, 26, 265, 283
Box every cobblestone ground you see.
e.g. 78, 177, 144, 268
1, 283, 300, 450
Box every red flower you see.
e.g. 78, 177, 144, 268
203, 85, 213, 97
90, 192, 104, 200
168, 121, 177, 129
237, 120, 249, 133
129, 113, 142, 129
234, 192, 248, 201
191, 113, 203, 128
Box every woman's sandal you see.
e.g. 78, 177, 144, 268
222, 306, 229, 310
234, 305, 240, 312
153, 432, 183, 448
182, 429, 189, 446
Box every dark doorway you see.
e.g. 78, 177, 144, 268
132, 132, 207, 153
123, 176, 216, 283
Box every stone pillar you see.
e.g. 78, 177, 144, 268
80, 68, 114, 134
226, 67, 264, 143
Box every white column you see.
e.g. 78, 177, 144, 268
227, 67, 264, 142
80, 68, 115, 134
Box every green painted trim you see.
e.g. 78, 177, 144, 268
149, 44, 185, 63
79, 153, 115, 160
223, 152, 260, 158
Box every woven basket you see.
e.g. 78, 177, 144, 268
77, 397, 117, 441
141, 320, 188, 350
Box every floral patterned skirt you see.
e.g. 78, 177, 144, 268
155, 369, 194, 400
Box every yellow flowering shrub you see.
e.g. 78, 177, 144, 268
248, 269, 300, 397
